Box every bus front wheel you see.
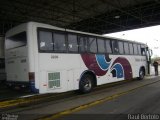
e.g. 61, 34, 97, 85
138, 68, 145, 80
79, 74, 94, 93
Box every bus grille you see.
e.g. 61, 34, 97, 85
48, 72, 60, 88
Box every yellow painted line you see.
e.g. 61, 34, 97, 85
0, 92, 70, 109
0, 79, 131, 109
0, 98, 40, 108
38, 80, 160, 120
0, 78, 159, 109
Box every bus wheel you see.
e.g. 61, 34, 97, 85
138, 68, 145, 80
79, 74, 94, 93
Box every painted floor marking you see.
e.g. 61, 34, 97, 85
38, 80, 160, 120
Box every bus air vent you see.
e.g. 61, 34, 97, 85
48, 72, 60, 88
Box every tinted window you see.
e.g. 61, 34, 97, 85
118, 41, 124, 54
6, 32, 27, 49
133, 44, 138, 55
88, 37, 97, 53
137, 44, 141, 55
124, 42, 129, 54
39, 31, 53, 51
105, 39, 112, 53
129, 43, 133, 54
79, 36, 88, 52
112, 40, 119, 54
141, 45, 146, 55
97, 38, 105, 53
68, 34, 78, 52
54, 33, 66, 52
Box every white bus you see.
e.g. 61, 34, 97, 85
5, 22, 152, 93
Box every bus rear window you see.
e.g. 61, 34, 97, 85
6, 32, 27, 49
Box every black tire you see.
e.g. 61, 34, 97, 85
79, 74, 94, 93
138, 68, 145, 80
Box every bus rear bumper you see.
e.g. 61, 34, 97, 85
6, 81, 39, 93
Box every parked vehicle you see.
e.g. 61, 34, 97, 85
5, 22, 152, 93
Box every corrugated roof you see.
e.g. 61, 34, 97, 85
0, 0, 160, 35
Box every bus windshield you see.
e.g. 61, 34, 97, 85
6, 31, 27, 50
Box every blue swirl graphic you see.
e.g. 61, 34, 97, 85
111, 63, 124, 78
96, 55, 111, 70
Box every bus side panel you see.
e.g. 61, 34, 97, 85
79, 54, 147, 86
37, 53, 81, 93
129, 55, 147, 78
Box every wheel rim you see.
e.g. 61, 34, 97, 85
83, 78, 92, 91
140, 70, 144, 79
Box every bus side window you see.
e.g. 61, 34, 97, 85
78, 35, 88, 53
129, 43, 133, 54
39, 31, 53, 51
105, 39, 112, 53
133, 43, 138, 55
118, 41, 124, 54
68, 34, 78, 52
137, 44, 141, 55
97, 38, 105, 53
112, 40, 119, 54
88, 37, 97, 53
124, 42, 129, 54
53, 32, 66, 52
141, 45, 146, 55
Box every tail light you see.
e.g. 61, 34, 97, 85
29, 72, 35, 81
29, 72, 39, 93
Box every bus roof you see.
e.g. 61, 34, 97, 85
6, 21, 147, 46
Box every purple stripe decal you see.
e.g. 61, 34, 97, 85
111, 57, 133, 79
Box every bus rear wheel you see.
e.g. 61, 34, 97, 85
79, 74, 94, 93
138, 68, 145, 80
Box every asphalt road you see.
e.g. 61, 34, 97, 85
59, 78, 160, 120
1, 76, 160, 120
0, 82, 33, 101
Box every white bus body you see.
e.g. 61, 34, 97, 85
5, 22, 151, 93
